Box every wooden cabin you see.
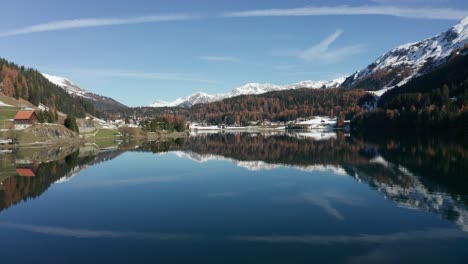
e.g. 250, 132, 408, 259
13, 110, 38, 127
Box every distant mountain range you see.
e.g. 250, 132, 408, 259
42, 73, 128, 111
150, 16, 468, 107
3, 17, 466, 113
342, 16, 468, 94
149, 77, 346, 108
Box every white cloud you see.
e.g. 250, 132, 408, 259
0, 14, 199, 37
197, 56, 240, 62
5, 222, 466, 245
102, 70, 216, 83
275, 29, 365, 63
51, 68, 217, 84
224, 5, 467, 20
2, 5, 465, 38
370, 0, 452, 5
231, 228, 468, 245
303, 194, 345, 220
301, 190, 366, 220
3, 5, 464, 38
0, 222, 201, 240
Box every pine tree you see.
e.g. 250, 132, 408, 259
38, 111, 45, 123
64, 115, 79, 133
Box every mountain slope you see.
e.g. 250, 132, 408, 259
42, 73, 128, 112
0, 57, 96, 117
379, 49, 468, 108
150, 77, 346, 108
350, 50, 468, 136
176, 88, 369, 125
342, 16, 468, 92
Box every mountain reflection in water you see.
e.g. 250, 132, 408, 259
0, 132, 467, 234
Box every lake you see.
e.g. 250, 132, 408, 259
0, 132, 467, 263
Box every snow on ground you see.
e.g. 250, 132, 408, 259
190, 117, 338, 131
371, 88, 392, 97
0, 101, 12, 107
298, 116, 337, 130
190, 124, 223, 130
42, 73, 94, 100
298, 116, 336, 125
293, 131, 337, 141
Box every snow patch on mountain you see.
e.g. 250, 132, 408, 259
343, 16, 468, 90
149, 77, 346, 108
42, 73, 94, 100
41, 73, 128, 111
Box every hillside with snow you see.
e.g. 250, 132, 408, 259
42, 73, 94, 100
342, 16, 468, 92
42, 73, 128, 111
149, 77, 346, 108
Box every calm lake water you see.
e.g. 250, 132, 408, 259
0, 132, 467, 263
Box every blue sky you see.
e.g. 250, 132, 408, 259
1, 0, 467, 106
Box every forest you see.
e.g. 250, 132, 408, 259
139, 114, 187, 132
0, 58, 97, 118
351, 53, 468, 136
171, 88, 374, 125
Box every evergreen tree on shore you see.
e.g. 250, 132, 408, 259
64, 115, 79, 133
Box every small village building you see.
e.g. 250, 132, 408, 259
15, 167, 36, 177
13, 110, 39, 128
15, 161, 39, 177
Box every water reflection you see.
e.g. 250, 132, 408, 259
0, 144, 129, 214
138, 132, 468, 232
0, 132, 467, 235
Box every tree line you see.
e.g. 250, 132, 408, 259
160, 88, 373, 125
0, 58, 96, 118
351, 51, 468, 136
139, 114, 187, 132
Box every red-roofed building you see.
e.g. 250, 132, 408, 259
14, 110, 38, 127
16, 167, 36, 177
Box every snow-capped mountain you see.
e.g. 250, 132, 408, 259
149, 77, 345, 108
42, 73, 92, 99
42, 73, 127, 111
151, 17, 467, 107
149, 92, 217, 108
342, 16, 468, 92
285, 77, 347, 90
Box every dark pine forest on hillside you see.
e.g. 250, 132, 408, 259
352, 51, 468, 136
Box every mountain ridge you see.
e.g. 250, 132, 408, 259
150, 16, 468, 108
149, 77, 346, 108
41, 73, 128, 112
342, 16, 468, 92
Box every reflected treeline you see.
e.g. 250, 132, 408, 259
138, 133, 468, 187
0, 143, 132, 214
1, 133, 467, 232
138, 132, 468, 231
374, 139, 468, 196
138, 133, 370, 167
0, 151, 95, 212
